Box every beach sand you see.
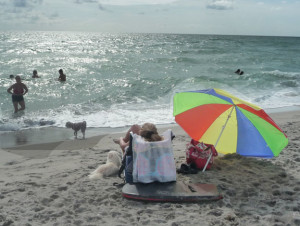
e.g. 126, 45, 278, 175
0, 110, 300, 226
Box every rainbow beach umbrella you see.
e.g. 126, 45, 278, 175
173, 89, 288, 170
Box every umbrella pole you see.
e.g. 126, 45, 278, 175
202, 105, 235, 172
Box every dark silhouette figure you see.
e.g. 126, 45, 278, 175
58, 69, 66, 81
235, 69, 244, 75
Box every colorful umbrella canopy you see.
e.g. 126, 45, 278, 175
173, 88, 288, 158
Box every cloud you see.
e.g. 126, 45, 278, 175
98, 3, 106, 11
74, 0, 98, 4
14, 0, 27, 7
206, 0, 234, 10
1, 0, 300, 36
83, 0, 98, 2
0, 0, 58, 30
13, 0, 43, 8
99, 0, 178, 6
74, 0, 108, 11
49, 12, 59, 18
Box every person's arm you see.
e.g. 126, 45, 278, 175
23, 84, 28, 95
7, 85, 14, 95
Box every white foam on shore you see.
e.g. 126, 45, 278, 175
1, 107, 299, 149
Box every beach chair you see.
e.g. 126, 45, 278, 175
120, 129, 176, 184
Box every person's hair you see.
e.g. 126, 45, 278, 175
15, 75, 21, 80
33, 70, 37, 74
140, 123, 163, 142
59, 69, 63, 73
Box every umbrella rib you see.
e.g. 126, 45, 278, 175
202, 105, 236, 172
214, 105, 235, 148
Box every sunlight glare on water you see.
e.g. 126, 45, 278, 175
0, 32, 299, 131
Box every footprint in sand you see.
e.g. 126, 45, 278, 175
57, 186, 68, 191
50, 193, 59, 200
40, 198, 52, 206
208, 209, 223, 216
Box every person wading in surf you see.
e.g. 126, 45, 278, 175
7, 75, 28, 113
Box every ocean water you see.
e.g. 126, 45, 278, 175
0, 31, 300, 132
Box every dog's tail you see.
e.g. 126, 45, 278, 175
82, 121, 87, 131
88, 172, 103, 180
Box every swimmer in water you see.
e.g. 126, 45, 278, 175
32, 70, 40, 78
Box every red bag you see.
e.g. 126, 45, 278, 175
186, 139, 218, 170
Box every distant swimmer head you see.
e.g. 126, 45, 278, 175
235, 69, 241, 74
235, 69, 244, 75
32, 69, 39, 78
9, 74, 14, 79
59, 69, 63, 74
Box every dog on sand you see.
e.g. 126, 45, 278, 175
65, 121, 86, 139
88, 151, 122, 179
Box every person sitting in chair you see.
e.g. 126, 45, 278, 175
114, 123, 163, 154
115, 123, 176, 184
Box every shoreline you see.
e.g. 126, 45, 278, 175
1, 108, 298, 167
1, 107, 299, 150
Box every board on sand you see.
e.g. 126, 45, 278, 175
122, 181, 222, 202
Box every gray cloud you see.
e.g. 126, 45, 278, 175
13, 0, 43, 8
0, 0, 58, 29
49, 12, 59, 19
207, 0, 234, 10
73, 0, 107, 11
30, 15, 40, 22
98, 3, 106, 11
0, 1, 7, 6
75, 0, 98, 4
14, 0, 27, 7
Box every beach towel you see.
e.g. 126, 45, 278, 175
132, 129, 176, 183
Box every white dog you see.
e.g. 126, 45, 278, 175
88, 151, 122, 179
66, 121, 86, 139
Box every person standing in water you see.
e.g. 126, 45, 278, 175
7, 75, 28, 113
58, 69, 66, 81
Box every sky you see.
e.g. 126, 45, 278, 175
0, 0, 299, 36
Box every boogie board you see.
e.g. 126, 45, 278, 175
122, 181, 222, 202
